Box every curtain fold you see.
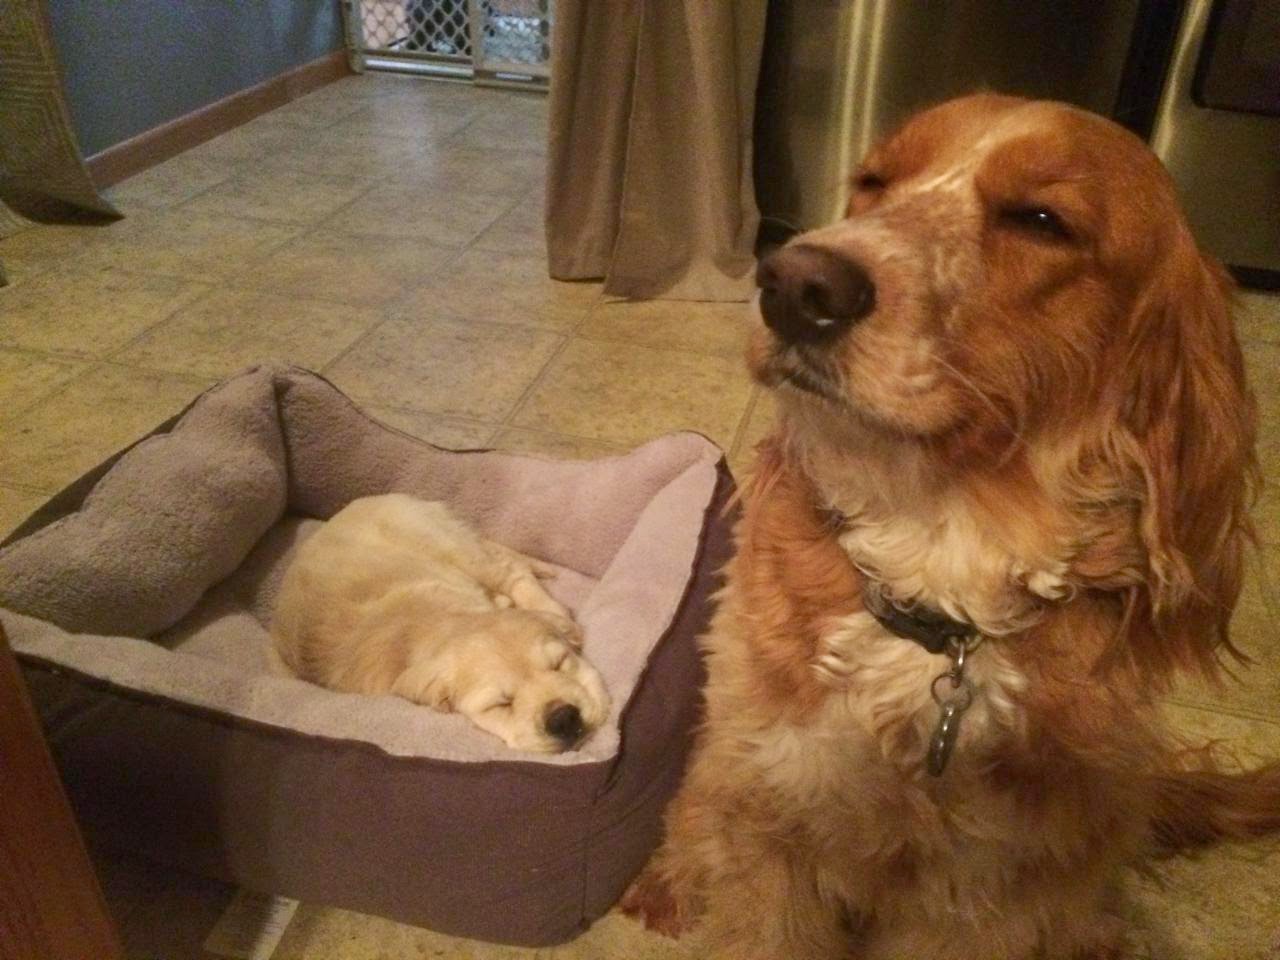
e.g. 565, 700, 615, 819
545, 0, 765, 302
0, 0, 121, 284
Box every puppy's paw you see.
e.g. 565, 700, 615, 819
619, 868, 698, 939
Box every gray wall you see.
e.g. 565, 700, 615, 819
47, 1, 345, 156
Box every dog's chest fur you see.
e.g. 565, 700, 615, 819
692, 463, 1146, 938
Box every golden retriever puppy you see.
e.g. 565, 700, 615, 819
622, 94, 1280, 959
272, 493, 610, 753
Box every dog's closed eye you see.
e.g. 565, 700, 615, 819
484, 695, 515, 712
996, 204, 1074, 242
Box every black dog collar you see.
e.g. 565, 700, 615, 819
816, 506, 979, 655
861, 580, 976, 655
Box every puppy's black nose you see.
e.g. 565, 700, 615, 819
756, 244, 875, 344
545, 702, 585, 747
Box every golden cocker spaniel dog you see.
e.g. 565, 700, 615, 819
623, 94, 1279, 959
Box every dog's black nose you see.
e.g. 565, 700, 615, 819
545, 702, 585, 747
756, 244, 875, 344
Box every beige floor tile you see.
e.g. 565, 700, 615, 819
293, 74, 395, 103
395, 248, 598, 332
327, 98, 479, 142
452, 107, 547, 154
1123, 838, 1280, 960
103, 153, 239, 212
275, 904, 551, 960
548, 910, 705, 960
1246, 341, 1279, 545
183, 113, 310, 164
473, 194, 546, 258
0, 349, 89, 421
0, 268, 207, 356
473, 87, 550, 116
0, 485, 48, 536
414, 145, 544, 198
115, 288, 384, 379
1159, 703, 1280, 767
178, 168, 373, 225
578, 299, 753, 358
0, 365, 210, 490
363, 406, 497, 449
325, 315, 561, 420
246, 231, 457, 307
1166, 546, 1279, 721
491, 427, 625, 461
338, 184, 516, 246
0, 222, 115, 284
264, 128, 446, 180
512, 338, 753, 451
1238, 290, 1280, 345
70, 210, 304, 283
259, 89, 365, 128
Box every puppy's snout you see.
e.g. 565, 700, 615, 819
544, 701, 585, 748
756, 244, 875, 344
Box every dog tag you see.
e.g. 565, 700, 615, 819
927, 701, 964, 777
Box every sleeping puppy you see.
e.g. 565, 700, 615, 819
271, 493, 610, 753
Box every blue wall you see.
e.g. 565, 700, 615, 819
47, 1, 345, 156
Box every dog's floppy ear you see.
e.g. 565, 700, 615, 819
1112, 235, 1258, 675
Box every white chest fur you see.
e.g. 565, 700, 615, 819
834, 493, 1070, 638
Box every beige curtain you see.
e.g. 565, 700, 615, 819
545, 0, 765, 302
0, 0, 120, 285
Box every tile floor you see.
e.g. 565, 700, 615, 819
1, 73, 1278, 959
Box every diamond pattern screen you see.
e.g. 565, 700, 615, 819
355, 1, 551, 72
360, 1, 472, 60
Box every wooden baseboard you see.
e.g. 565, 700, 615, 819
86, 50, 352, 188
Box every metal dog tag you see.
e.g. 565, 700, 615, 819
928, 701, 964, 777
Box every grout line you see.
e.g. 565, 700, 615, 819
1160, 696, 1280, 728
0, 479, 61, 496
316, 311, 395, 377
313, 247, 479, 377
2, 358, 114, 419
728, 386, 763, 463
90, 358, 220, 388
489, 422, 626, 451
498, 333, 573, 429
100, 283, 225, 363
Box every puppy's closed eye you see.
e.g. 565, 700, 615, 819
484, 695, 515, 713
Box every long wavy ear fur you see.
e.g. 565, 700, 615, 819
1114, 236, 1258, 677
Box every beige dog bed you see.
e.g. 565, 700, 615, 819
0, 365, 734, 945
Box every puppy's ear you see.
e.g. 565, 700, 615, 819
391, 655, 456, 711
1111, 237, 1257, 676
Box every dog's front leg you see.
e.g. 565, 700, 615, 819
624, 806, 850, 960
698, 851, 850, 960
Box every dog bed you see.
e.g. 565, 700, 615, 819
0, 364, 734, 946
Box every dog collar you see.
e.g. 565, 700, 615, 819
816, 505, 978, 655
860, 580, 976, 655
818, 505, 983, 775
816, 505, 983, 775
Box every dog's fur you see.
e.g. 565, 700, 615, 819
271, 494, 610, 753
622, 95, 1279, 958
